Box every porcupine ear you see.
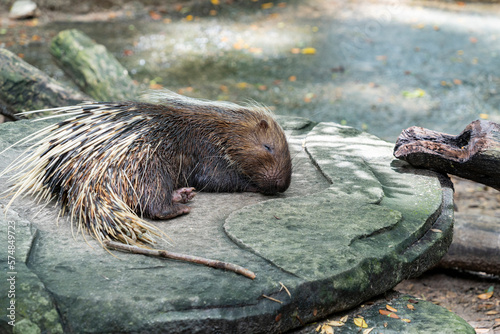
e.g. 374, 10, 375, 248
259, 119, 269, 130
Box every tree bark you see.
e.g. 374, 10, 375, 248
394, 120, 500, 191
50, 29, 139, 101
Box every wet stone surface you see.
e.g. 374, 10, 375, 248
0, 116, 460, 333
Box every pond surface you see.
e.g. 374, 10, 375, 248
1, 0, 500, 141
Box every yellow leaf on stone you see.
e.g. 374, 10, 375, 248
301, 47, 317, 55
354, 317, 368, 328
211, 0, 219, 4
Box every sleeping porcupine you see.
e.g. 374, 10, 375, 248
2, 93, 292, 246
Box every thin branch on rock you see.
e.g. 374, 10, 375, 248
104, 240, 256, 280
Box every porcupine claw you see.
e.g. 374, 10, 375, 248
171, 187, 196, 204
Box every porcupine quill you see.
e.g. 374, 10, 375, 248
1, 92, 292, 247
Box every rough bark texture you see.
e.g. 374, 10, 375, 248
50, 29, 139, 101
394, 120, 500, 191
0, 48, 89, 113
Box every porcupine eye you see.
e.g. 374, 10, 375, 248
263, 144, 273, 153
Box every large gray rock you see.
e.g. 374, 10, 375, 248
0, 116, 454, 333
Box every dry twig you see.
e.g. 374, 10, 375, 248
104, 240, 256, 280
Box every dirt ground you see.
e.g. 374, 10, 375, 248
396, 176, 500, 334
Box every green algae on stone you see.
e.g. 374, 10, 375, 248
308, 295, 475, 334
50, 29, 138, 101
0, 212, 64, 334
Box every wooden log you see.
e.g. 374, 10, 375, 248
50, 29, 139, 101
394, 120, 500, 191
0, 48, 89, 113
439, 213, 500, 276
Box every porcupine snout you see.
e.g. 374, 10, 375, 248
258, 166, 292, 195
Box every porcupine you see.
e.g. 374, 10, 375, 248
2, 92, 292, 246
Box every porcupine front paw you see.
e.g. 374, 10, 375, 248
171, 187, 196, 203
150, 203, 191, 220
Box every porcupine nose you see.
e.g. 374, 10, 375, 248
262, 172, 291, 195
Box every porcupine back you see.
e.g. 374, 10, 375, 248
2, 94, 292, 246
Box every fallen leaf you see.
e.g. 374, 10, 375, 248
401, 318, 411, 323
288, 75, 297, 82
469, 37, 478, 43
340, 315, 349, 323
185, 15, 194, 21
321, 324, 334, 334
149, 11, 162, 20
261, 2, 274, 9
290, 48, 301, 54
325, 320, 344, 327
478, 286, 494, 300
149, 83, 163, 89
354, 317, 368, 328
301, 47, 317, 55
486, 310, 498, 315
236, 82, 248, 89
431, 229, 442, 233
379, 309, 399, 319
363, 328, 374, 334
304, 93, 315, 103
407, 304, 415, 311
402, 89, 426, 98
479, 113, 489, 120
453, 79, 462, 85
386, 305, 398, 313
211, 0, 220, 4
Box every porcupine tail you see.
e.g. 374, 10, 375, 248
1, 103, 165, 246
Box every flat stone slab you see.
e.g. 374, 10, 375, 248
0, 116, 454, 333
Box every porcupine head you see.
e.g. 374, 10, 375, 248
1, 94, 292, 246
